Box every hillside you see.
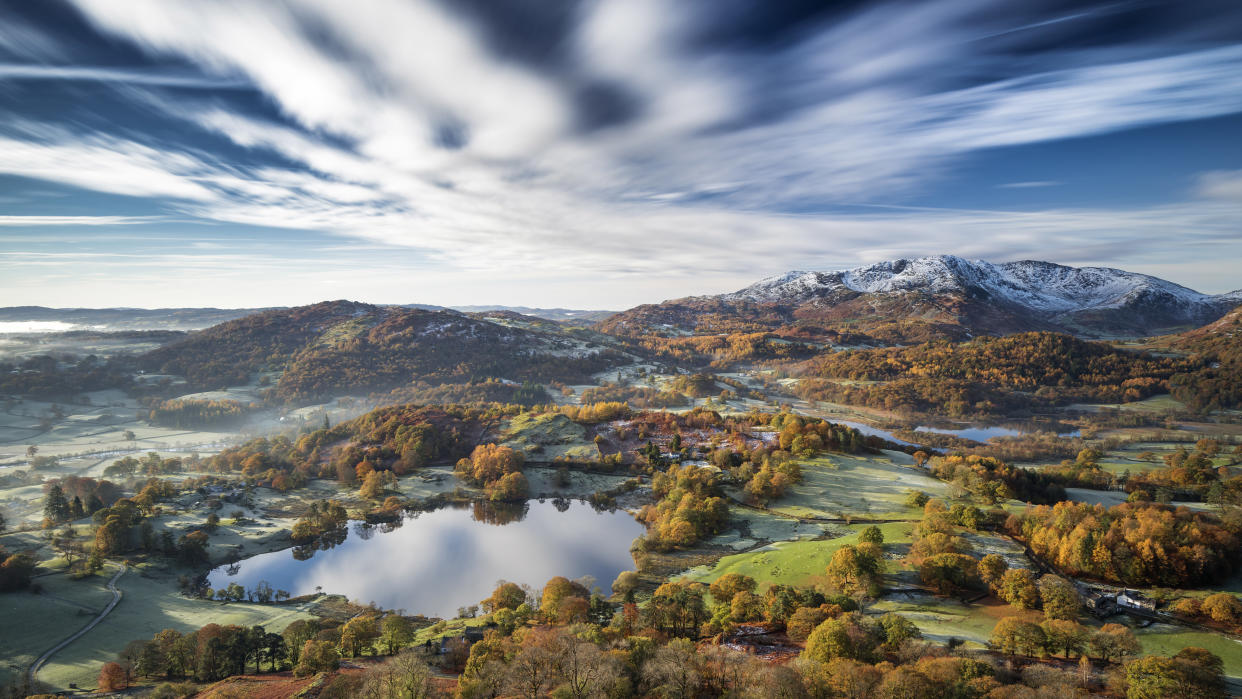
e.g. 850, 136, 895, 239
1167, 304, 1242, 411
795, 331, 1197, 417
141, 301, 627, 403
600, 256, 1242, 344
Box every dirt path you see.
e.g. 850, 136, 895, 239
27, 563, 126, 685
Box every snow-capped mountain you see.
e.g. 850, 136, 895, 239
729, 256, 1238, 315
601, 256, 1241, 342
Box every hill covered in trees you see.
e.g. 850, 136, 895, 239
140, 301, 628, 403
794, 332, 1193, 417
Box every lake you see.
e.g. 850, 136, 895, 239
915, 423, 1081, 442
207, 499, 645, 618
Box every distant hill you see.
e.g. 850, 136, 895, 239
448, 306, 616, 323
599, 256, 1242, 343
140, 301, 627, 403
0, 306, 267, 331
0, 304, 613, 333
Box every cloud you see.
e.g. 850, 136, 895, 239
0, 215, 159, 226
0, 0, 1237, 306
1195, 169, 1242, 201
997, 181, 1060, 188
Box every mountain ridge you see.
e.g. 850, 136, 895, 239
601, 256, 1241, 342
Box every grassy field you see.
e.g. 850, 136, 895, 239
1136, 624, 1242, 680
681, 522, 915, 589
751, 452, 948, 521
0, 564, 316, 692
868, 595, 1031, 649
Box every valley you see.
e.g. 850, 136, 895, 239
1, 258, 1241, 697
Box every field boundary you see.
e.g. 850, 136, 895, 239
27, 563, 126, 685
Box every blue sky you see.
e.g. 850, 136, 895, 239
0, 0, 1240, 309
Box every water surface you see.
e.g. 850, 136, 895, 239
207, 499, 644, 617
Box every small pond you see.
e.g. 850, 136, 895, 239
207, 499, 644, 618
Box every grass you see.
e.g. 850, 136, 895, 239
868, 596, 1026, 648
753, 452, 948, 521
681, 522, 914, 589
1136, 624, 1242, 679
13, 565, 315, 692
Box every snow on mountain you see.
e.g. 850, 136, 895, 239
727, 256, 1233, 318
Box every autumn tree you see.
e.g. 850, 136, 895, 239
1089, 623, 1140, 663
998, 568, 1040, 609
1201, 593, 1242, 624
990, 617, 1045, 657
98, 661, 129, 691
825, 544, 884, 597
1038, 575, 1082, 620
482, 581, 528, 614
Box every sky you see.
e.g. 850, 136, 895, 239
0, 0, 1240, 310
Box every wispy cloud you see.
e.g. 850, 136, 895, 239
0, 0, 1239, 306
997, 181, 1060, 188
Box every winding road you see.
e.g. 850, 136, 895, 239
26, 563, 126, 686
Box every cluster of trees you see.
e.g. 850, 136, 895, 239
637, 463, 729, 550
455, 444, 529, 502
104, 452, 189, 479
1010, 501, 1241, 586
1170, 593, 1242, 629
557, 401, 632, 424
797, 332, 1192, 416
290, 500, 349, 545
146, 398, 258, 428
579, 383, 690, 409
1170, 306, 1242, 411
0, 353, 134, 398
1127, 439, 1242, 503
925, 453, 1068, 505
630, 331, 817, 366
41, 477, 121, 527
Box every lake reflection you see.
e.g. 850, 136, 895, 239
207, 499, 644, 618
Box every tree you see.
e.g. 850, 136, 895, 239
294, 640, 340, 677
44, 483, 71, 524
1201, 593, 1242, 624
612, 570, 640, 598
708, 573, 756, 606
802, 613, 883, 663
339, 615, 380, 657
381, 615, 413, 655
482, 581, 527, 614
99, 661, 129, 691
1090, 623, 1140, 663
1041, 619, 1089, 658
642, 638, 702, 699
998, 568, 1040, 609
785, 605, 833, 641
1125, 650, 1226, 699
990, 616, 1045, 657
919, 553, 978, 596
360, 651, 434, 699
1038, 575, 1082, 620
978, 553, 1008, 590
825, 545, 883, 597
878, 612, 921, 650
859, 525, 884, 545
